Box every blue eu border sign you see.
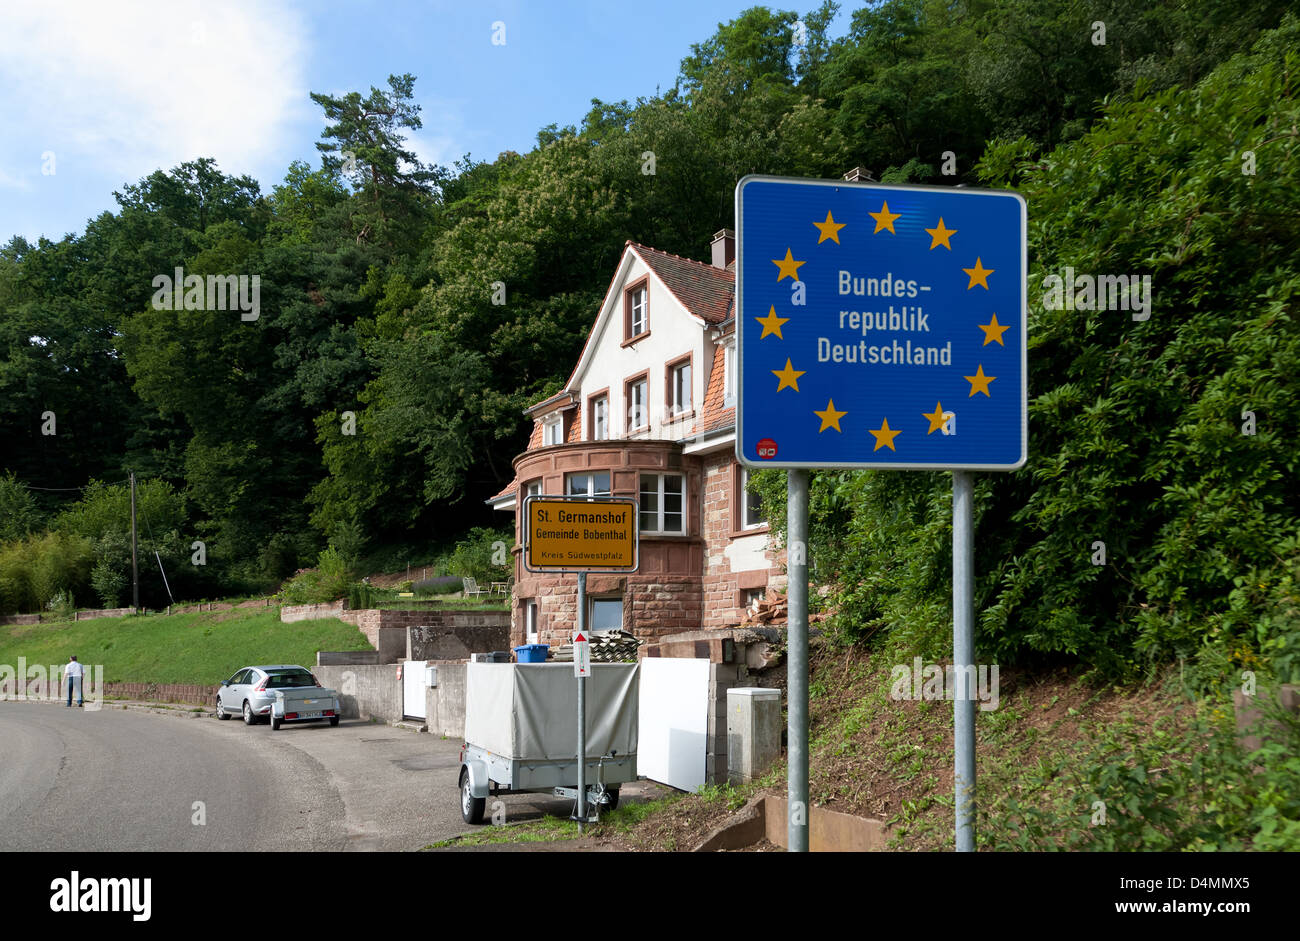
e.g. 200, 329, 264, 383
736, 175, 1027, 471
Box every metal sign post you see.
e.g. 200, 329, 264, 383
787, 469, 809, 852
952, 470, 975, 851
576, 573, 587, 832
735, 174, 1026, 852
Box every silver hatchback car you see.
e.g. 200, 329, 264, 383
216, 665, 324, 726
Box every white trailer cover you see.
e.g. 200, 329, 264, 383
465, 662, 639, 761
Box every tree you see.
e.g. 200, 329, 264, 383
310, 73, 445, 247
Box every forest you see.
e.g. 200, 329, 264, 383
1, 0, 1296, 692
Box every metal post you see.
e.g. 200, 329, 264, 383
787, 469, 809, 852
576, 570, 587, 832
130, 471, 139, 612
952, 470, 975, 852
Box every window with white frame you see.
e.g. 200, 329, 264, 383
639, 473, 684, 533
740, 467, 765, 529
566, 471, 611, 497
543, 414, 562, 445
591, 395, 608, 440
628, 285, 647, 337
525, 600, 539, 644
669, 359, 692, 415
525, 479, 542, 497
626, 377, 648, 432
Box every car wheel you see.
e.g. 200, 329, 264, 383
242, 700, 256, 726
329, 716, 339, 727
216, 696, 229, 720
271, 713, 281, 731
460, 768, 485, 825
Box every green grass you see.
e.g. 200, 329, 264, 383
425, 817, 582, 848
0, 607, 372, 685
423, 793, 686, 849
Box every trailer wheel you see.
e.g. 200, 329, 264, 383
604, 787, 619, 812
460, 768, 485, 824
270, 713, 281, 731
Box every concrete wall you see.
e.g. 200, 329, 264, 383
281, 603, 507, 663
406, 613, 510, 660
72, 607, 136, 620
425, 662, 467, 739
314, 663, 403, 723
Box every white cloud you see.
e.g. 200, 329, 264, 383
0, 0, 309, 183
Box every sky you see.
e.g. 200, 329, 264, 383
0, 0, 853, 244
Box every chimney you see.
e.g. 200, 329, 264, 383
711, 228, 735, 269
843, 166, 875, 183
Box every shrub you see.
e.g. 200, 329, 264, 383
91, 557, 128, 608
0, 531, 95, 614
444, 527, 512, 587
276, 547, 354, 605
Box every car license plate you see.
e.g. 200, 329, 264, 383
301, 711, 321, 719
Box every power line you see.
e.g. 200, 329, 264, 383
12, 479, 129, 491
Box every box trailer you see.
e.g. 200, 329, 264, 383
458, 661, 639, 824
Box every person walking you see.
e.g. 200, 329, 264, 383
65, 655, 84, 708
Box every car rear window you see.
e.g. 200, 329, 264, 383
265, 671, 316, 688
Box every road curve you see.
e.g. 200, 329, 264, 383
0, 702, 349, 851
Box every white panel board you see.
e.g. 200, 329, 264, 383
402, 660, 427, 719
638, 658, 710, 792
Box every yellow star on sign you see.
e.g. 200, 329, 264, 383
814, 398, 847, 432
963, 257, 994, 289
965, 364, 996, 397
756, 305, 789, 339
869, 201, 901, 234
925, 217, 956, 250
813, 210, 845, 244
978, 313, 1009, 346
772, 358, 805, 392
869, 418, 901, 451
772, 248, 806, 282
922, 402, 949, 434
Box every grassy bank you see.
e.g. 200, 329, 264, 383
571, 641, 1300, 851
0, 607, 371, 685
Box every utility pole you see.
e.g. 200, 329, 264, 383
130, 471, 139, 612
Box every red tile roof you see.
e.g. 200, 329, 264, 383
699, 339, 736, 435
627, 242, 734, 325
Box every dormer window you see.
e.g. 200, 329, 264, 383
543, 414, 563, 446
723, 342, 736, 406
623, 276, 649, 343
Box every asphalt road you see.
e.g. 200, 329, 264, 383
0, 701, 476, 851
